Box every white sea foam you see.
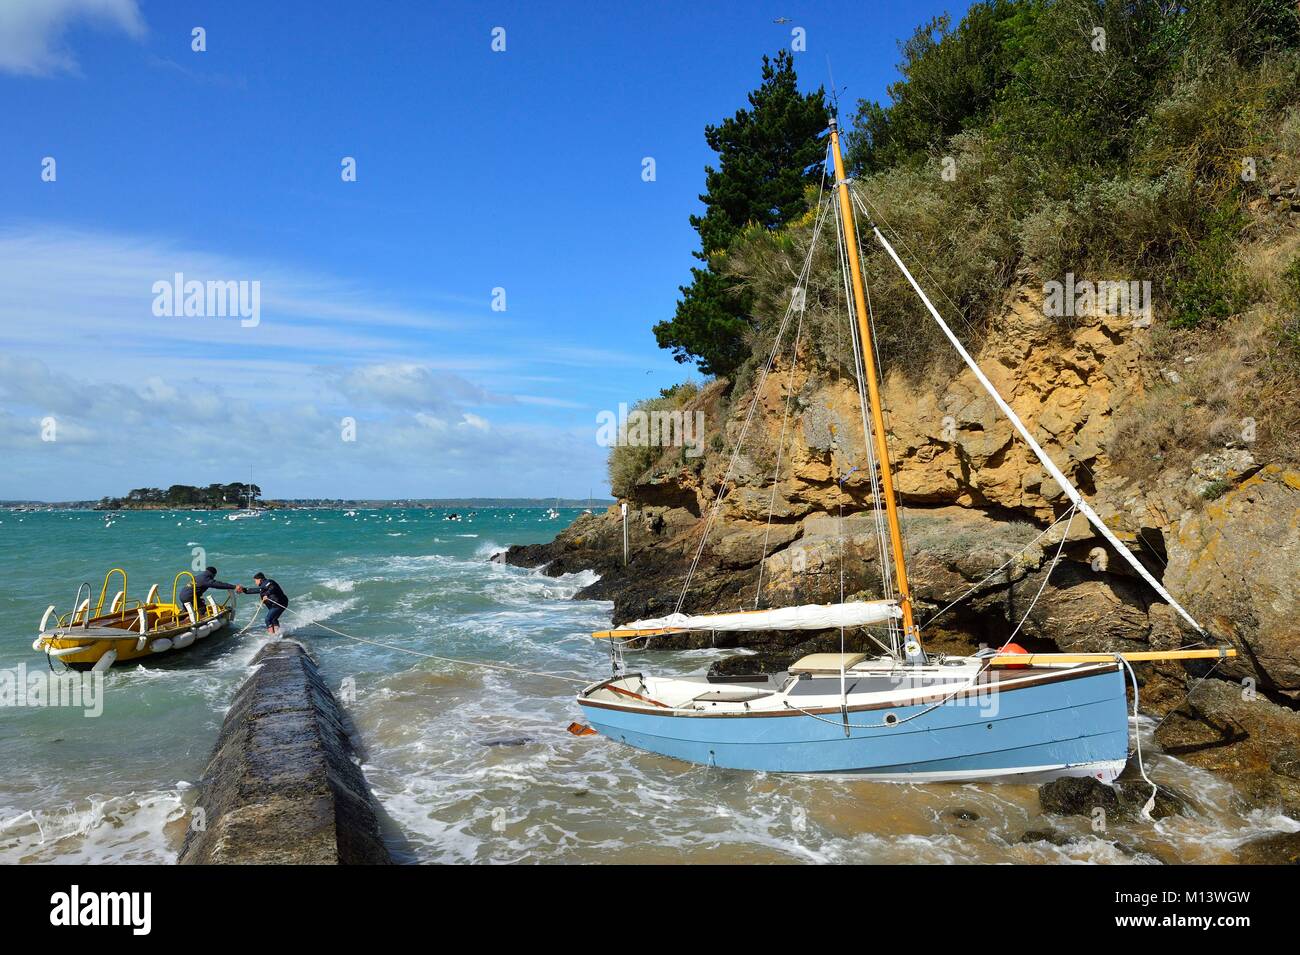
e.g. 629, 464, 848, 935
0, 791, 184, 864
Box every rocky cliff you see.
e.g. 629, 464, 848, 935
507, 276, 1300, 822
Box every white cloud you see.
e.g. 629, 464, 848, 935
0, 351, 607, 501
0, 225, 474, 364
0, 0, 144, 76
325, 362, 497, 412
0, 224, 619, 499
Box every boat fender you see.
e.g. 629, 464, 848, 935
184, 602, 197, 624
136, 636, 148, 651
48, 644, 91, 658
137, 608, 148, 633
40, 605, 55, 632
173, 631, 196, 649
145, 584, 159, 604
151, 638, 173, 653
92, 649, 117, 671
75, 598, 90, 625
1001, 642, 1031, 669
110, 591, 124, 612
32, 637, 44, 652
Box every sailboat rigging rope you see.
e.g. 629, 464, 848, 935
831, 226, 850, 708
752, 153, 835, 607
849, 183, 1173, 583
752, 264, 809, 607
848, 185, 964, 636
834, 180, 898, 620
839, 200, 891, 559
849, 186, 982, 342
854, 202, 911, 647
674, 193, 834, 615
781, 508, 1076, 730
919, 505, 1080, 632
254, 602, 590, 685
1004, 503, 1076, 645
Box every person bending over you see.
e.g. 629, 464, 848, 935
178, 566, 237, 620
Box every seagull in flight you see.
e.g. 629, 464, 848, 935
774, 17, 792, 24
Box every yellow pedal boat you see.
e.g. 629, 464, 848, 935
33, 568, 236, 670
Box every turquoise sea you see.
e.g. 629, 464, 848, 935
1, 508, 1293, 863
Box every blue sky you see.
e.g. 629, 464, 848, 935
0, 0, 967, 501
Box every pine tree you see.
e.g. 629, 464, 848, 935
654, 50, 827, 378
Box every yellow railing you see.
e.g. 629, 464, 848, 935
171, 571, 198, 621
93, 567, 128, 618
50, 569, 236, 631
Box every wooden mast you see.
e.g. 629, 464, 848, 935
827, 116, 920, 657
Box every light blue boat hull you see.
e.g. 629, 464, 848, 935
578, 666, 1130, 781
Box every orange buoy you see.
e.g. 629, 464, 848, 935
1000, 642, 1030, 668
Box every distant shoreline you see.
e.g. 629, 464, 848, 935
1, 498, 614, 511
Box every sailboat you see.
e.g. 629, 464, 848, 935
226, 483, 262, 520
575, 118, 1234, 783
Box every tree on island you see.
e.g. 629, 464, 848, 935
100, 483, 261, 508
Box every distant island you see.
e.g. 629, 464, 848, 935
97, 483, 266, 510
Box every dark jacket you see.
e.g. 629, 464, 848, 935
179, 570, 236, 608
246, 578, 289, 609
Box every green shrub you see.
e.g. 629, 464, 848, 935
607, 383, 702, 498
1168, 207, 1255, 328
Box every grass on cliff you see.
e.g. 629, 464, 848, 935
607, 381, 712, 499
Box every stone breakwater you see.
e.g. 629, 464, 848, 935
179, 640, 391, 864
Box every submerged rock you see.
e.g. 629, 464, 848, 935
1018, 828, 1077, 847
1155, 676, 1300, 819
1038, 776, 1187, 821
1233, 830, 1300, 864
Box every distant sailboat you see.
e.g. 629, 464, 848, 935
576, 117, 1233, 783
226, 476, 262, 520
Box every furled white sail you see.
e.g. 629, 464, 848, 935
610, 600, 901, 636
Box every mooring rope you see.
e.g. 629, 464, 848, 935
243, 600, 589, 685
1118, 654, 1160, 819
